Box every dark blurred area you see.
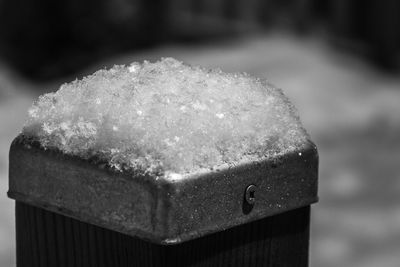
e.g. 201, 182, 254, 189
1, 1, 400, 267
0, 0, 399, 80
0, 0, 167, 79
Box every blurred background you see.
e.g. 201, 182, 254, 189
0, 0, 399, 266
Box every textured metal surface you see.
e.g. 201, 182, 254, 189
16, 201, 311, 267
8, 134, 318, 244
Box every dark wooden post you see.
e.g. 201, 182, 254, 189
9, 135, 318, 267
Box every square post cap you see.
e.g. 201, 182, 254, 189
8, 135, 318, 245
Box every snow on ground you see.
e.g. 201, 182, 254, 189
1, 32, 400, 266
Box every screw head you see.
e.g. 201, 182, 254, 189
244, 184, 256, 205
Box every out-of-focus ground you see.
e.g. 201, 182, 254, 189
1, 32, 400, 267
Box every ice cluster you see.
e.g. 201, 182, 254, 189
23, 58, 309, 177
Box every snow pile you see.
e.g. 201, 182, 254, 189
23, 58, 309, 177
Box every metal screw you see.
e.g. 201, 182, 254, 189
245, 184, 256, 205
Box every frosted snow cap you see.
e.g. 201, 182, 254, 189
23, 58, 309, 177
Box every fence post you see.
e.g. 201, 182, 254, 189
9, 135, 318, 267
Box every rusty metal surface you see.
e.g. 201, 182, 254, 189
8, 134, 318, 245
